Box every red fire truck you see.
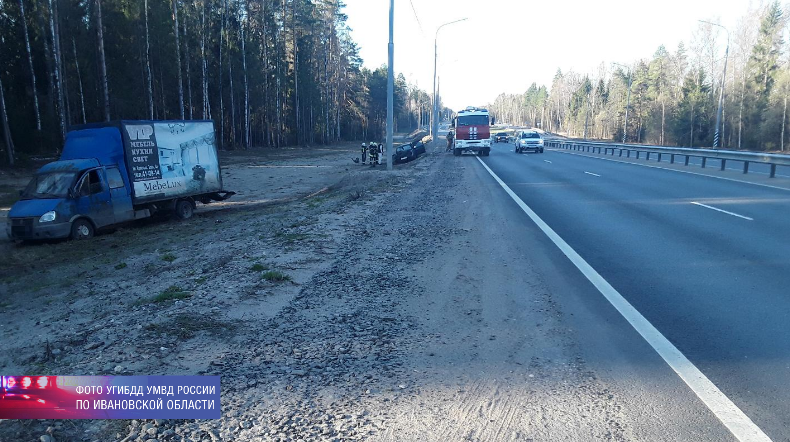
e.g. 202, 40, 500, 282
450, 107, 491, 156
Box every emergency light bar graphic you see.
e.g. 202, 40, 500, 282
3, 376, 53, 390
0, 375, 221, 419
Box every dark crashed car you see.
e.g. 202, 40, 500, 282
393, 144, 416, 164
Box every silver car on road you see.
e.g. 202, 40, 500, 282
513, 130, 545, 154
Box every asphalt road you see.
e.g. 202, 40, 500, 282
474, 140, 790, 441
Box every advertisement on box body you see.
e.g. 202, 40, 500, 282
123, 122, 221, 200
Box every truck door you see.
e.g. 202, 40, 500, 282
74, 169, 114, 228
105, 166, 134, 223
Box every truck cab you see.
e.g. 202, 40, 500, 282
7, 128, 140, 240
451, 107, 491, 156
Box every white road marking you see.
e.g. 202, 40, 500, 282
476, 156, 772, 442
584, 171, 601, 177
550, 149, 790, 193
543, 160, 553, 164
691, 202, 754, 221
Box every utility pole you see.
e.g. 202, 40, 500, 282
613, 63, 632, 143
432, 18, 467, 143
700, 20, 729, 149
436, 76, 440, 124
386, 0, 394, 170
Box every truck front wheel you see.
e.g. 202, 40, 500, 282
71, 219, 94, 240
453, 148, 461, 156
175, 200, 194, 220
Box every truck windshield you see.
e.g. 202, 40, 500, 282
457, 116, 489, 126
21, 172, 76, 199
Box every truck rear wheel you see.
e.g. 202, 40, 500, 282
453, 148, 461, 156
175, 200, 194, 220
71, 219, 94, 240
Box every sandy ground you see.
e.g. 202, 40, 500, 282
0, 142, 636, 441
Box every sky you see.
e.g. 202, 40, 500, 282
343, 0, 757, 111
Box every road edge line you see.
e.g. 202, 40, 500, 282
476, 156, 772, 442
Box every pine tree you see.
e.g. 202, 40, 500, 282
95, 0, 110, 121
745, 1, 784, 149
0, 72, 14, 165
18, 0, 41, 131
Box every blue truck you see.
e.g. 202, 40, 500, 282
6, 120, 233, 241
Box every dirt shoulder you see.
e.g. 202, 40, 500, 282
2, 142, 648, 441
0, 142, 417, 441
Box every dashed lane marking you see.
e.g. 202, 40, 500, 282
691, 202, 754, 221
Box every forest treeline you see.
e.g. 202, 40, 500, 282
0, 0, 442, 166
489, 2, 790, 152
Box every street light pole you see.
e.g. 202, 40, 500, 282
431, 18, 467, 143
700, 20, 729, 149
613, 63, 632, 144
386, 0, 394, 170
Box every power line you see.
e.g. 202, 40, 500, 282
408, 0, 425, 38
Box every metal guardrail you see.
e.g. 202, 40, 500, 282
544, 139, 790, 178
